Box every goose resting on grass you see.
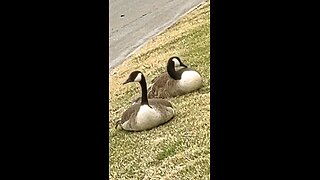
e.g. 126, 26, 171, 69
133, 56, 203, 104
116, 71, 175, 131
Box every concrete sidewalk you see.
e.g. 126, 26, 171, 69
109, 0, 205, 71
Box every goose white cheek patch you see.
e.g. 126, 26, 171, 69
172, 58, 180, 67
134, 73, 142, 82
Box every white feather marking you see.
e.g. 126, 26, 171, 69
134, 73, 142, 82
172, 58, 181, 67
135, 105, 159, 129
175, 66, 185, 71
179, 70, 202, 92
121, 120, 130, 130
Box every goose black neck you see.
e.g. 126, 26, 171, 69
139, 75, 149, 106
167, 61, 180, 80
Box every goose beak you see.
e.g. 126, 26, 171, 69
123, 79, 130, 85
181, 63, 188, 68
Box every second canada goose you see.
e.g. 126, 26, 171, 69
116, 71, 175, 131
133, 56, 202, 103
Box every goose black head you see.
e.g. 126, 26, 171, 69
123, 71, 144, 85
169, 56, 188, 68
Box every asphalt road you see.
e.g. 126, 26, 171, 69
109, 0, 205, 71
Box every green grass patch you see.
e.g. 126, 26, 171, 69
156, 141, 182, 161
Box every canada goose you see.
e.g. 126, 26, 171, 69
133, 56, 202, 103
115, 71, 175, 131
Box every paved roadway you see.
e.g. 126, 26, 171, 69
109, 0, 205, 71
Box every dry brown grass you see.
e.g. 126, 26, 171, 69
109, 1, 210, 179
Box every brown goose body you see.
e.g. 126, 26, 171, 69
132, 57, 202, 104
117, 99, 174, 131
116, 71, 175, 131
147, 67, 201, 98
